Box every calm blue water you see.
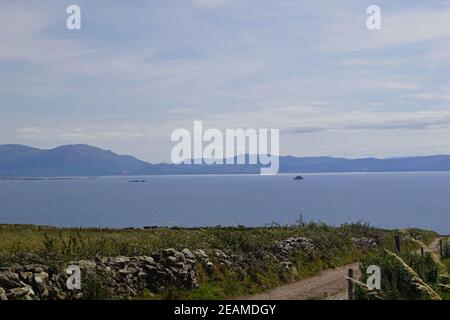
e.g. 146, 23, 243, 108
0, 172, 449, 233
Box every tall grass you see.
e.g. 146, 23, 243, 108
356, 242, 450, 300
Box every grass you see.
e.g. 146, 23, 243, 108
0, 222, 439, 300
355, 237, 450, 300
443, 238, 450, 259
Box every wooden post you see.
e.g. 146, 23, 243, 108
440, 240, 444, 259
395, 235, 401, 252
421, 247, 424, 257
348, 268, 354, 300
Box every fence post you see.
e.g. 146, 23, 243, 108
348, 268, 354, 300
421, 247, 424, 257
395, 235, 401, 252
440, 239, 444, 259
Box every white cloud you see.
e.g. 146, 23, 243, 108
0, 3, 86, 64
192, 0, 230, 9
17, 125, 160, 140
17, 127, 45, 137
322, 4, 450, 52
368, 80, 418, 90
408, 92, 450, 101
286, 110, 450, 133
3, 1, 450, 161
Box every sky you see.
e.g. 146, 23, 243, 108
1, 0, 450, 162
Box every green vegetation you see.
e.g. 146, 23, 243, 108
355, 237, 450, 300
443, 240, 450, 260
0, 222, 439, 300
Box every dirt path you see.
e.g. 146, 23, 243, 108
242, 237, 447, 301
429, 237, 445, 254
417, 237, 445, 256
242, 263, 360, 300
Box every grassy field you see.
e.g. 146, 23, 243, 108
0, 222, 439, 299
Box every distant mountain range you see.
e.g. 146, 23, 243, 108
0, 144, 450, 177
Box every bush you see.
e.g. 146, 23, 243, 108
443, 240, 450, 259
356, 252, 440, 300
81, 270, 114, 300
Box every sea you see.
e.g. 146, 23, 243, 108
0, 172, 449, 233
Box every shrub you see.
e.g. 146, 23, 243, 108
356, 252, 440, 300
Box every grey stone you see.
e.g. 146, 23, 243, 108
33, 272, 49, 293
137, 272, 147, 279
0, 250, 201, 300
351, 237, 377, 249
106, 256, 128, 269
0, 287, 7, 300
214, 249, 228, 259
181, 248, 195, 260
165, 256, 178, 266
221, 260, 232, 267
7, 286, 34, 300
112, 256, 130, 263
163, 248, 177, 257
174, 262, 186, 270
175, 252, 185, 262
277, 237, 314, 256
143, 265, 158, 273
39, 287, 49, 300
195, 249, 207, 257
139, 256, 155, 265
185, 259, 196, 265
19, 271, 33, 283
0, 271, 23, 289
24, 264, 47, 273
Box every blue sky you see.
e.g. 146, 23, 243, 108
1, 0, 450, 162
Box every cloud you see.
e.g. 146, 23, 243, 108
368, 80, 418, 90
3, 1, 450, 161
322, 3, 450, 52
161, 103, 450, 135
286, 110, 450, 134
192, 0, 230, 9
17, 127, 45, 137
17, 125, 160, 140
408, 92, 450, 101
0, 2, 86, 64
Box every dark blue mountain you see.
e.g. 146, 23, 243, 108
0, 144, 151, 176
0, 144, 450, 176
278, 155, 450, 173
